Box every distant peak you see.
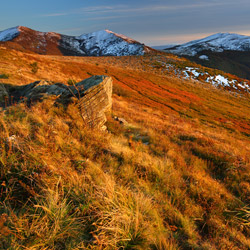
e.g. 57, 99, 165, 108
16, 25, 27, 30
209, 32, 239, 37
17, 26, 35, 31
78, 29, 141, 44
165, 31, 250, 56
105, 29, 140, 44
214, 32, 230, 35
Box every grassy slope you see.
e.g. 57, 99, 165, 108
0, 47, 250, 249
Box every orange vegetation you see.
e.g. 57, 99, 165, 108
0, 47, 250, 249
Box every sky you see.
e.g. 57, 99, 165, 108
1, 0, 250, 46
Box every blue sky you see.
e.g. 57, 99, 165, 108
1, 0, 250, 45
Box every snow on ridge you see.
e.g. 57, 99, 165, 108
166, 32, 250, 56
153, 60, 250, 93
182, 67, 250, 92
77, 29, 145, 56
78, 29, 141, 44
105, 29, 140, 44
0, 26, 20, 42
180, 33, 241, 48
183, 67, 243, 89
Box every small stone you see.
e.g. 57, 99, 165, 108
117, 117, 128, 126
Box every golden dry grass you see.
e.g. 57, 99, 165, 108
0, 47, 250, 249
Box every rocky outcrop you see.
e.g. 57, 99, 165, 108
75, 76, 112, 129
2, 75, 113, 129
57, 75, 113, 129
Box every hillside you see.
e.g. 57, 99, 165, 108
0, 47, 250, 249
184, 50, 250, 81
164, 33, 250, 80
0, 26, 152, 56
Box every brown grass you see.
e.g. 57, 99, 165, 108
0, 47, 250, 249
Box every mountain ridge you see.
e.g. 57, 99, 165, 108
164, 32, 250, 56
0, 26, 153, 56
162, 32, 250, 80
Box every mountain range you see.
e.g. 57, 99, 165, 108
0, 26, 153, 56
165, 33, 250, 56
163, 33, 250, 80
2, 26, 250, 80
1, 26, 249, 95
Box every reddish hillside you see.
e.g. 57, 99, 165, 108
0, 26, 155, 56
2, 26, 71, 55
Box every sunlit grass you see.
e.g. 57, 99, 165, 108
0, 48, 249, 249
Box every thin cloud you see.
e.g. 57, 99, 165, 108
41, 12, 69, 17
41, 5, 123, 17
78, 6, 121, 13
41, 2, 235, 18
76, 1, 248, 15
84, 15, 129, 21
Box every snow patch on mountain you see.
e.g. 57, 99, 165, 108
166, 33, 250, 56
214, 75, 230, 87
199, 55, 209, 60
183, 67, 250, 91
183, 67, 249, 90
0, 27, 20, 42
151, 60, 250, 93
185, 67, 200, 77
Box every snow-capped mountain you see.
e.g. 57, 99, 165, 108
165, 33, 250, 56
164, 33, 250, 80
0, 26, 152, 56
77, 29, 145, 56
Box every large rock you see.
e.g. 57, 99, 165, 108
58, 75, 113, 128
3, 75, 113, 129
75, 76, 112, 128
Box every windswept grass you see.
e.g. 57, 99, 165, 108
0, 48, 249, 249
0, 89, 249, 249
